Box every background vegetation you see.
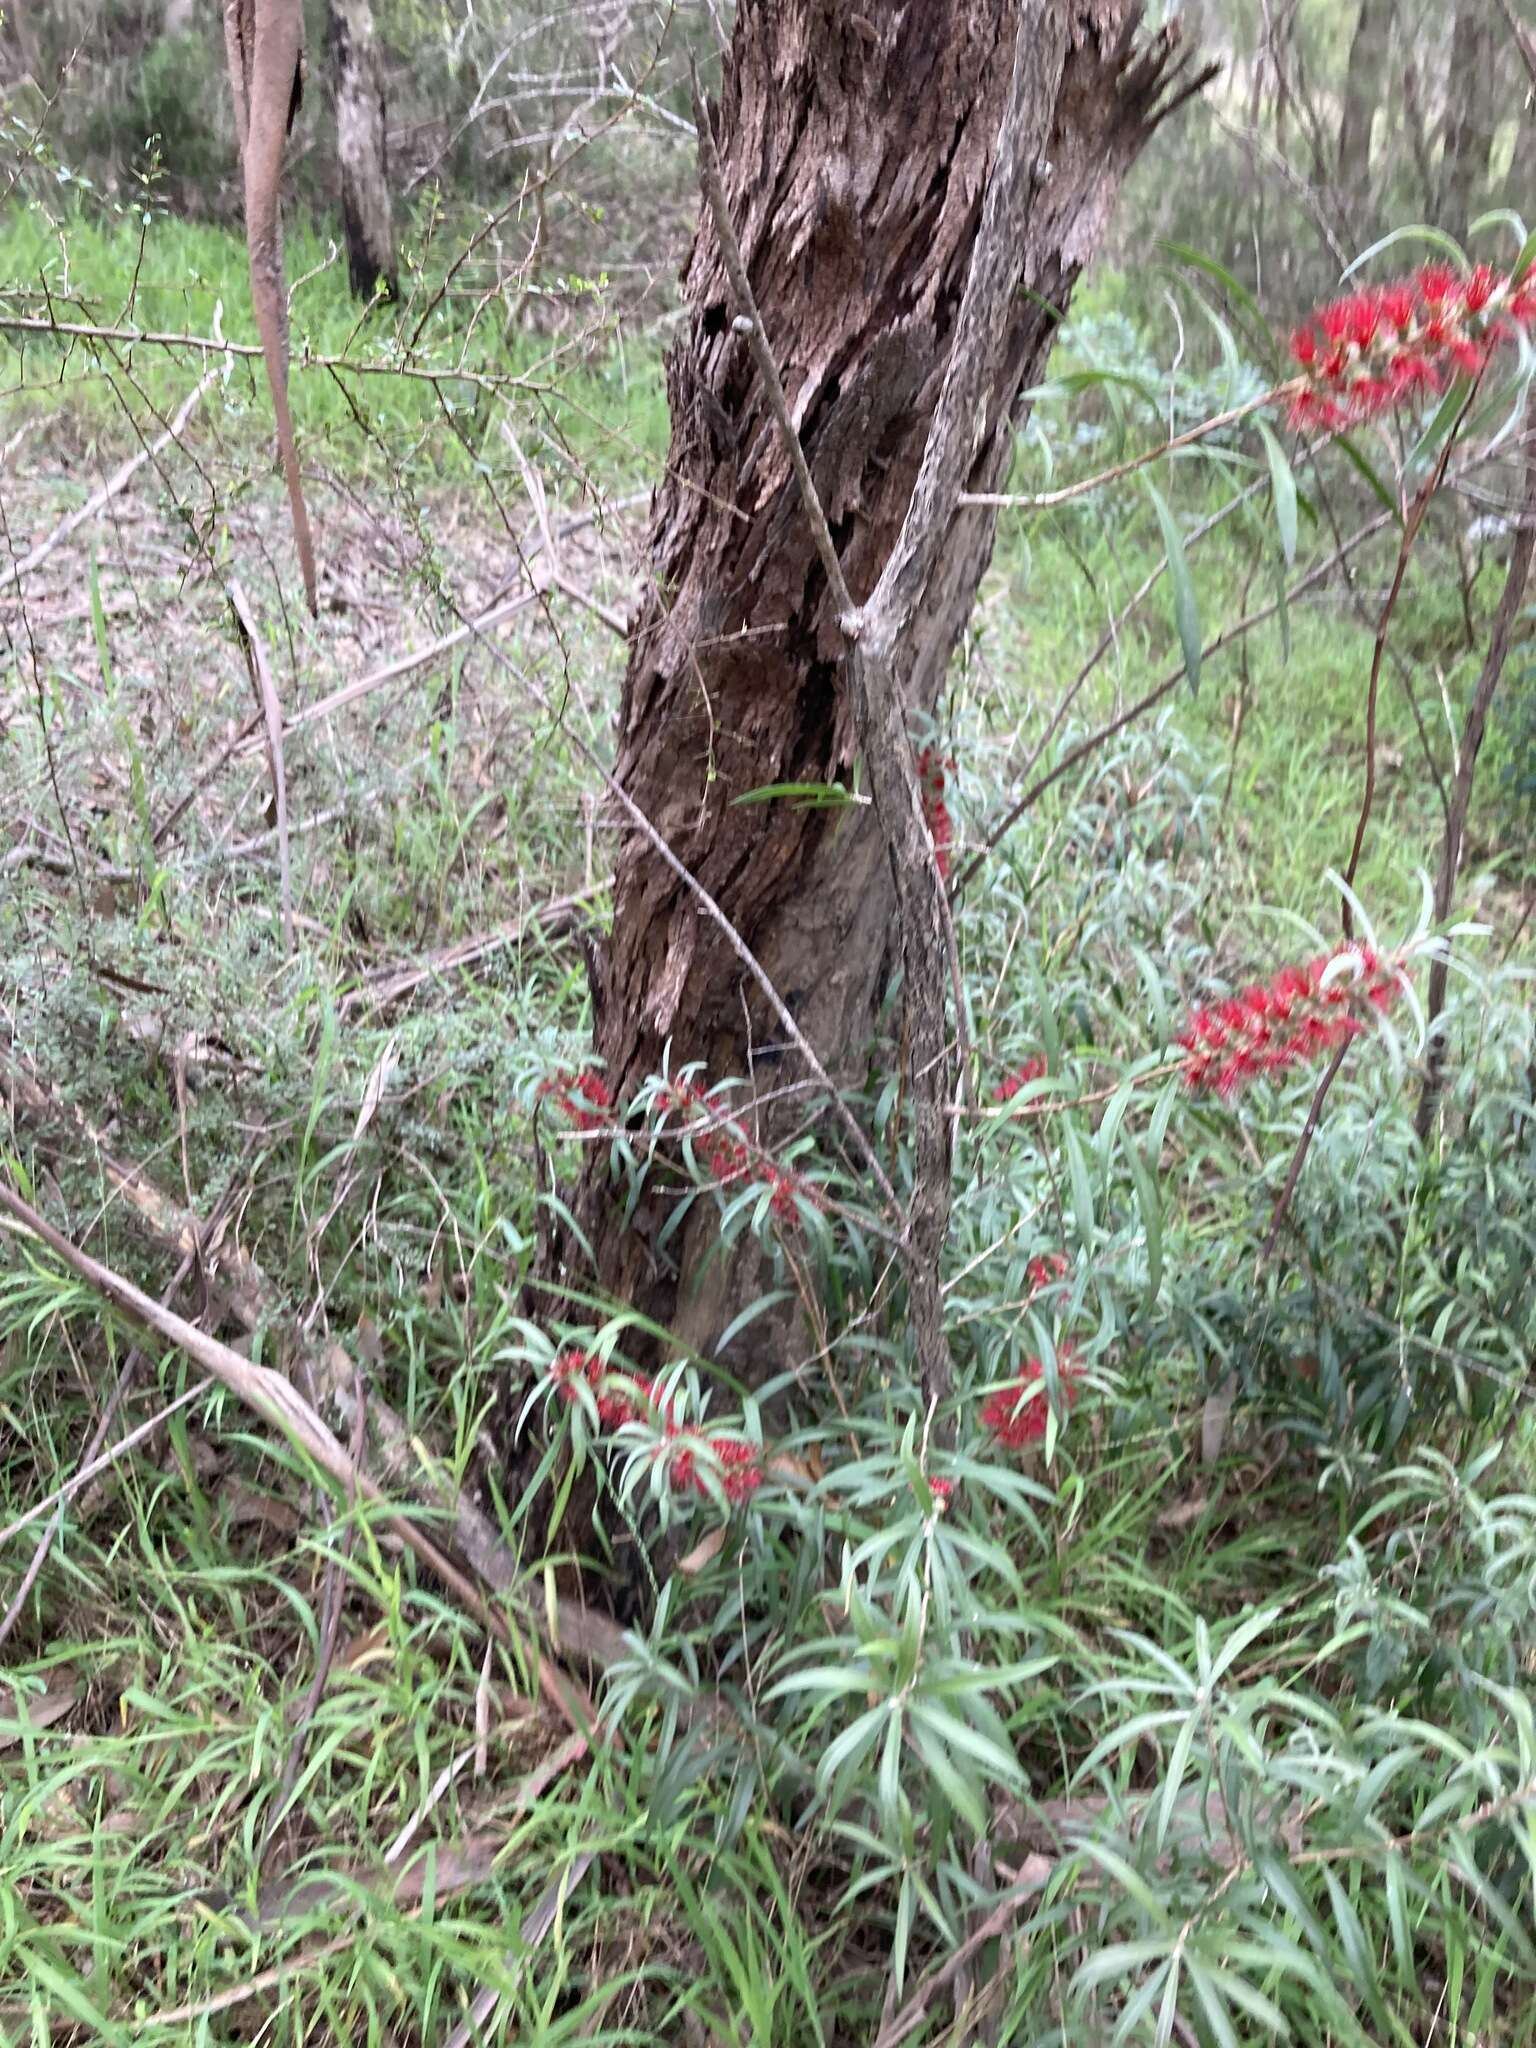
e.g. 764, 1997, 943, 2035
1, 2, 1534, 2041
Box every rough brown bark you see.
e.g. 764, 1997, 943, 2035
326, 0, 397, 304
566, 0, 1200, 1372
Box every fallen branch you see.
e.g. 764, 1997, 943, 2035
0, 1176, 609, 1736
0, 1046, 632, 1679
340, 884, 605, 1017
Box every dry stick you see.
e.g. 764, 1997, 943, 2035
220, 495, 646, 756
0, 362, 220, 591
227, 577, 293, 955
0, 1142, 240, 1644
0, 1180, 604, 1735
341, 883, 605, 1017
958, 385, 1288, 512
1259, 1036, 1352, 1261
955, 508, 1394, 892
1416, 399, 1536, 1140
0, 310, 541, 394
871, 1861, 1052, 2048
1, 1050, 633, 1679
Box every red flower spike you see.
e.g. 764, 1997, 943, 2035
926, 1476, 955, 1511
993, 1055, 1047, 1104
982, 1352, 1080, 1451
916, 747, 956, 878
1177, 943, 1404, 1097
1026, 1251, 1070, 1296
661, 1077, 821, 1229
541, 1067, 614, 1134
1288, 266, 1535, 434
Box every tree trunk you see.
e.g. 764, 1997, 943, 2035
325, 0, 396, 303
1336, 0, 1388, 198
560, 0, 1196, 1374
1439, 0, 1490, 240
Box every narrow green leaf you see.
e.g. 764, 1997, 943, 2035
1255, 417, 1297, 567
732, 782, 861, 810
1342, 222, 1470, 279
1144, 479, 1202, 694
1124, 1137, 1163, 1309
1160, 240, 1272, 346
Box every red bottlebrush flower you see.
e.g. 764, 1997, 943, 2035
1287, 266, 1535, 434
540, 1067, 614, 1134
1176, 942, 1404, 1097
926, 1476, 955, 1511
707, 1437, 764, 1503
660, 1077, 820, 1228
1464, 263, 1501, 314
1026, 1250, 1070, 1296
982, 1352, 1079, 1451
993, 1054, 1047, 1103
916, 747, 955, 879
549, 1347, 598, 1405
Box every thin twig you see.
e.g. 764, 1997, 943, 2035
0, 310, 538, 395
0, 1376, 213, 1553
958, 386, 1287, 512
1339, 424, 1462, 936
1259, 1037, 1350, 1260
1416, 396, 1536, 1138
228, 578, 294, 954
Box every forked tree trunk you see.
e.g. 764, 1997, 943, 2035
325, 0, 396, 303
566, 1, 1198, 1370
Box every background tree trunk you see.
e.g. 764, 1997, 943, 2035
1439, 0, 1490, 239
566, 0, 1195, 1371
1337, 0, 1389, 196
325, 0, 396, 303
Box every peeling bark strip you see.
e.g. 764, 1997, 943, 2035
224, 0, 318, 614
326, 0, 397, 305
578, 0, 1209, 1360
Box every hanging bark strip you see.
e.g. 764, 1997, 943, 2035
224, 0, 317, 614
571, 0, 1211, 1370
